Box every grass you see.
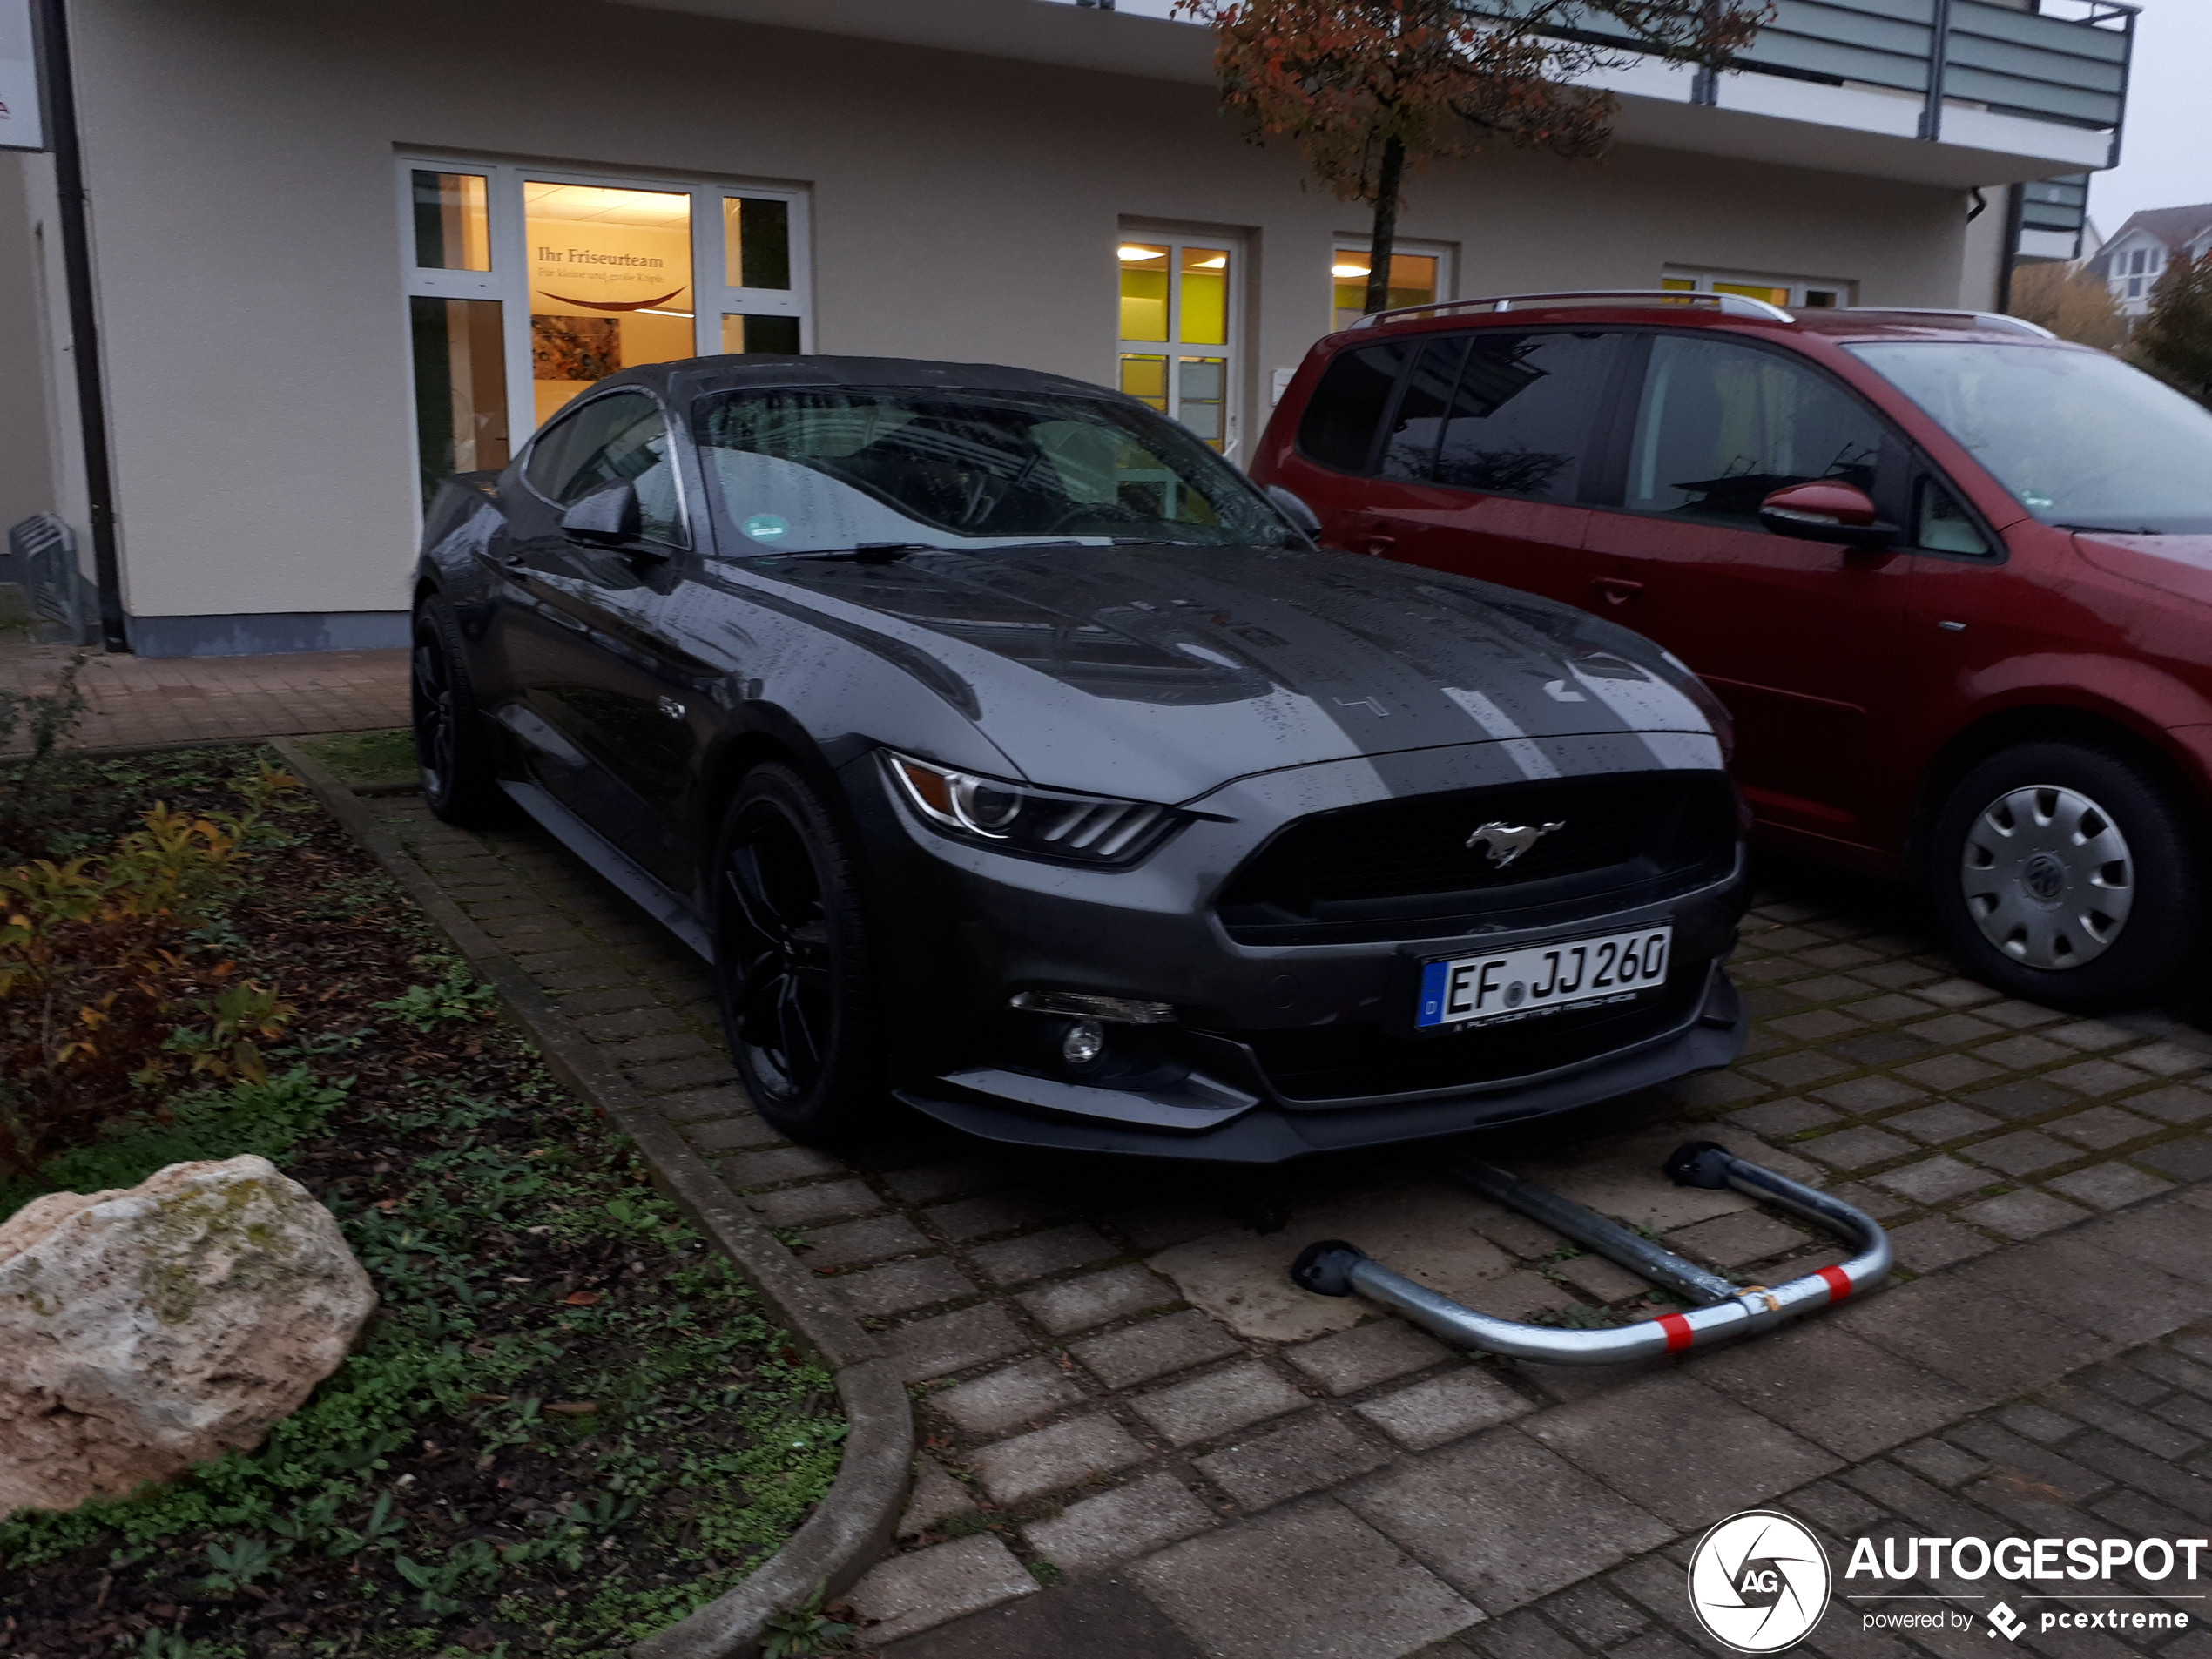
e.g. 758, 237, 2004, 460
297, 728, 418, 789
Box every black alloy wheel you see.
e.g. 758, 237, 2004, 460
713, 763, 883, 1144
410, 602, 507, 826
1930, 739, 2202, 1013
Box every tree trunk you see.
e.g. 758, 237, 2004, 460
1363, 132, 1407, 316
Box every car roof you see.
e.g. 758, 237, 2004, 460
595, 354, 1129, 406
1323, 298, 2072, 351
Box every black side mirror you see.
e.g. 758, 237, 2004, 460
560, 481, 643, 547
1265, 483, 1322, 540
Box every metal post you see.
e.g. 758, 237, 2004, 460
1919, 0, 1953, 143
1998, 182, 2026, 314
37, 0, 126, 652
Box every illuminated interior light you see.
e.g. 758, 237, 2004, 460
1332, 262, 1371, 279
1118, 245, 1167, 261
1190, 255, 1227, 270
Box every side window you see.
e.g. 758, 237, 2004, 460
1378, 337, 1468, 481
526, 391, 685, 543
1917, 475, 1993, 556
1625, 334, 1885, 529
1295, 341, 1414, 473
1433, 332, 1619, 502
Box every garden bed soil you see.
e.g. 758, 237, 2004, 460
0, 745, 844, 1659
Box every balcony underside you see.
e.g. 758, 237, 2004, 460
611, 0, 2114, 189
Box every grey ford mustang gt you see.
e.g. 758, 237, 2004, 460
411, 355, 1749, 1161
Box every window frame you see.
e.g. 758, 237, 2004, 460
1329, 238, 1454, 333
395, 155, 811, 527
1114, 226, 1245, 458
519, 386, 693, 549
1661, 267, 1856, 311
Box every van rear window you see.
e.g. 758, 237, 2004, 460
1296, 342, 1411, 473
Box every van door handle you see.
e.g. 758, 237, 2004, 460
1592, 576, 1643, 604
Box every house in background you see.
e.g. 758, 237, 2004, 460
0, 0, 2137, 656
2091, 204, 2212, 318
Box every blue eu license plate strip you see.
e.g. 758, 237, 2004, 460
1416, 925, 1672, 1031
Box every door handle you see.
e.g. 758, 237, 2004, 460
1592, 576, 1643, 605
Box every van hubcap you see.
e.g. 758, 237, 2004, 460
1960, 784, 2133, 970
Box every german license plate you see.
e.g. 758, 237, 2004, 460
1416, 926, 1672, 1031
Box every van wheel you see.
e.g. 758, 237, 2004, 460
411, 602, 508, 826
1930, 741, 2201, 1012
712, 764, 885, 1147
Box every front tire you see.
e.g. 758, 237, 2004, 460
712, 764, 885, 1146
1930, 741, 2202, 1012
411, 602, 508, 826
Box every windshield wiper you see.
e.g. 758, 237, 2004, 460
2054, 523, 2161, 536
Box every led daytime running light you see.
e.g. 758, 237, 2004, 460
884, 752, 1179, 865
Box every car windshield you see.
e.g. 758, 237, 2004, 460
1846, 341, 2212, 536
691, 386, 1294, 554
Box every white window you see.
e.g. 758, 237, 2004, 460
1330, 239, 1453, 332
1116, 231, 1242, 454
1662, 268, 1853, 310
399, 158, 810, 505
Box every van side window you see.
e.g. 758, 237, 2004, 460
1378, 338, 1468, 481
1433, 332, 1618, 502
1627, 334, 1885, 528
1917, 476, 1993, 556
1295, 341, 1414, 473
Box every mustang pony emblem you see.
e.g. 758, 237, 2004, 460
1467, 819, 1566, 869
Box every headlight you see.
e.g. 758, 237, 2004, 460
882, 752, 1184, 867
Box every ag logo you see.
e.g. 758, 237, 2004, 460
1686, 1509, 1831, 1652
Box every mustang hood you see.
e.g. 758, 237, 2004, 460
748, 542, 1720, 803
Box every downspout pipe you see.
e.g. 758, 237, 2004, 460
37, 0, 126, 652
1291, 1142, 1891, 1366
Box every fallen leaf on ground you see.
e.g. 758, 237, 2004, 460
546, 1401, 598, 1416
563, 1290, 602, 1306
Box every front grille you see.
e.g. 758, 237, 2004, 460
1243, 968, 1707, 1103
1217, 771, 1735, 942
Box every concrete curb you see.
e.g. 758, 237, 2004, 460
269, 738, 914, 1659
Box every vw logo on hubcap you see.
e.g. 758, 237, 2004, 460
2021, 851, 2067, 903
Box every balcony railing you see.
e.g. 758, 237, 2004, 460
1557, 0, 2132, 154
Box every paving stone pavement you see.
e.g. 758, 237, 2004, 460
360, 788, 2212, 1659
0, 636, 407, 752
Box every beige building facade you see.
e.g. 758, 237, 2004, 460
0, 0, 2132, 654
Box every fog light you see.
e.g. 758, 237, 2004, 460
1060, 1020, 1107, 1067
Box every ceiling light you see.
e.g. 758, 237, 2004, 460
1118, 245, 1165, 261
1190, 255, 1227, 270
1332, 262, 1370, 279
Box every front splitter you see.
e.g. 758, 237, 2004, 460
895, 969, 1747, 1163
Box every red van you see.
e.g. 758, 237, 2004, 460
1252, 291, 2212, 1011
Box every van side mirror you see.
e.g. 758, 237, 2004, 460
561, 481, 643, 546
1758, 482, 1899, 551
1265, 483, 1322, 541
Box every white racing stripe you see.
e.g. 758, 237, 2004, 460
1567, 662, 1718, 771
1440, 686, 1562, 779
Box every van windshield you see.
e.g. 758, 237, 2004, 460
1847, 341, 2212, 535
690, 387, 1294, 554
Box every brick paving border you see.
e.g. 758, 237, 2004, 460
270, 738, 914, 1659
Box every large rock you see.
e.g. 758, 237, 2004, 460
0, 1155, 376, 1514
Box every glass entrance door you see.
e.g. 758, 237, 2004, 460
399, 158, 813, 511
525, 183, 695, 428
1116, 236, 1238, 453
